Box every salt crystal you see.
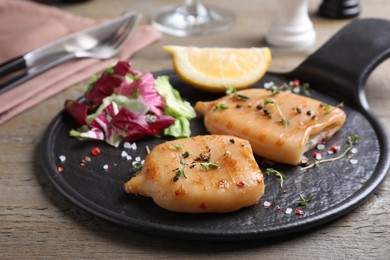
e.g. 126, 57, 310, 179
285, 208, 293, 214
123, 142, 132, 149
263, 201, 271, 208
131, 143, 137, 150
351, 148, 358, 154
293, 87, 301, 93
126, 155, 132, 161
316, 144, 326, 150
350, 159, 358, 164
135, 156, 141, 162
59, 155, 66, 162
264, 82, 274, 89
103, 164, 109, 171
121, 151, 128, 157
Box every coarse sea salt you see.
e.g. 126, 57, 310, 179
59, 155, 66, 162
124, 142, 137, 150
263, 201, 271, 208
264, 82, 274, 89
316, 143, 326, 150
285, 208, 293, 214
350, 159, 358, 164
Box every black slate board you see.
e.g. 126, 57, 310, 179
40, 19, 390, 240
40, 70, 387, 241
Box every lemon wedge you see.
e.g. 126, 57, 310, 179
164, 45, 272, 92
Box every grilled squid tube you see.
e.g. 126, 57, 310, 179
124, 135, 264, 213
195, 88, 346, 165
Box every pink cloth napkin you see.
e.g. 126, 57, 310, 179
0, 0, 162, 125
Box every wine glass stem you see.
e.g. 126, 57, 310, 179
185, 0, 201, 8
183, 0, 208, 16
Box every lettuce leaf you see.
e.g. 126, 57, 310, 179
154, 76, 196, 138
65, 61, 194, 146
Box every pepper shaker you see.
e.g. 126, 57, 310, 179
318, 0, 360, 19
265, 0, 316, 49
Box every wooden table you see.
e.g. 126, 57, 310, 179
1, 0, 389, 258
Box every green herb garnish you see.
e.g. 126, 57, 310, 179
263, 98, 289, 128
199, 162, 220, 171
265, 168, 286, 188
320, 102, 333, 115
278, 119, 290, 128
214, 103, 228, 111
174, 169, 187, 181
301, 135, 360, 170
225, 87, 249, 100
172, 144, 184, 150
296, 194, 315, 206
182, 151, 190, 158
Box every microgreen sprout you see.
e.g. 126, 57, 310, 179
214, 103, 228, 111
172, 144, 184, 150
296, 194, 315, 207
263, 98, 289, 129
320, 102, 333, 115
225, 87, 249, 100
265, 168, 286, 188
173, 169, 187, 182
199, 162, 220, 171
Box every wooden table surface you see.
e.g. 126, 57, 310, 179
1, 0, 389, 258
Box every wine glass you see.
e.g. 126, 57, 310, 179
150, 0, 235, 37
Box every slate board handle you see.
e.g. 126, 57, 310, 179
291, 18, 390, 110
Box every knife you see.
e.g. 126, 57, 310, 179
0, 11, 141, 95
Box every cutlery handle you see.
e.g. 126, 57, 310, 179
0, 56, 26, 78
292, 18, 390, 110
0, 53, 74, 95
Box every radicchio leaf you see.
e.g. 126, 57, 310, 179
111, 108, 175, 142
85, 73, 122, 107
64, 100, 90, 126
112, 61, 131, 76
114, 73, 166, 116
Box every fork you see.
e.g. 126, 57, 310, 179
0, 11, 141, 95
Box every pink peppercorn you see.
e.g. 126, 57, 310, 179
91, 147, 101, 156
295, 209, 304, 215
313, 151, 323, 160
330, 145, 340, 153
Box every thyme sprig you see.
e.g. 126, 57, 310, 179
320, 102, 333, 115
173, 144, 189, 182
301, 135, 360, 171
263, 98, 289, 129
214, 103, 228, 111
172, 145, 220, 181
199, 162, 220, 171
296, 194, 315, 207
265, 168, 286, 188
225, 87, 249, 100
